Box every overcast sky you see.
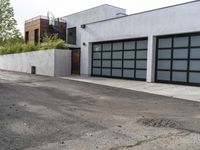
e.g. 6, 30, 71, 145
10, 0, 193, 34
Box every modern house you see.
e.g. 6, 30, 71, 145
76, 1, 200, 86
1, 1, 200, 86
24, 5, 126, 74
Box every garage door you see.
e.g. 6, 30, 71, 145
92, 38, 148, 80
156, 33, 200, 85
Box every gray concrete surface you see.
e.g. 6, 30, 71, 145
0, 49, 71, 77
62, 75, 200, 102
0, 70, 200, 150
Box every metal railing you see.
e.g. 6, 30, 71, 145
25, 15, 66, 24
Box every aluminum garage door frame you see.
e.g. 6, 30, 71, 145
91, 38, 148, 81
155, 32, 200, 86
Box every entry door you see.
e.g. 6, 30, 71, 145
91, 38, 148, 80
71, 49, 80, 74
156, 33, 200, 85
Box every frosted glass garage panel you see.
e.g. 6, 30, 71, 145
136, 60, 147, 69
191, 36, 200, 47
189, 73, 200, 83
124, 41, 135, 50
173, 61, 187, 70
93, 52, 101, 59
136, 51, 147, 59
158, 38, 172, 48
93, 68, 101, 75
93, 44, 101, 52
112, 69, 122, 77
112, 60, 122, 68
190, 61, 200, 71
137, 40, 147, 49
93, 60, 101, 67
102, 68, 111, 76
102, 60, 111, 67
135, 70, 146, 79
113, 52, 123, 59
123, 70, 134, 78
113, 42, 123, 51
103, 43, 111, 51
156, 34, 200, 85
190, 48, 200, 59
124, 51, 135, 59
172, 72, 187, 82
124, 60, 135, 68
158, 60, 171, 70
102, 52, 111, 59
157, 71, 170, 81
174, 37, 189, 47
158, 49, 171, 59
173, 49, 188, 59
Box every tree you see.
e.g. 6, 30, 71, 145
0, 0, 21, 44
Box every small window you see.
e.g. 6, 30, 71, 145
34, 29, 39, 45
124, 41, 135, 50
137, 40, 148, 49
174, 37, 189, 47
158, 38, 172, 48
103, 43, 111, 51
67, 27, 76, 45
191, 36, 200, 47
157, 71, 170, 81
158, 49, 171, 59
113, 42, 123, 51
93, 44, 101, 52
25, 31, 29, 43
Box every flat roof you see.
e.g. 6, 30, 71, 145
62, 4, 126, 18
25, 15, 66, 24
84, 0, 197, 25
25, 16, 48, 23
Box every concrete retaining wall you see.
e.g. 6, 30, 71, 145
0, 49, 71, 76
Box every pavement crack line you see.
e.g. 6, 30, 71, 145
109, 131, 191, 150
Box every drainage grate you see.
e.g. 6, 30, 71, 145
31, 66, 36, 74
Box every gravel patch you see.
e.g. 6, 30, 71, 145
137, 118, 181, 129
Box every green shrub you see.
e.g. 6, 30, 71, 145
0, 34, 68, 55
54, 39, 68, 49
40, 33, 68, 50
22, 42, 39, 52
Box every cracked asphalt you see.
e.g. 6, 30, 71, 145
0, 70, 200, 150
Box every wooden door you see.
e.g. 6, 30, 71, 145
71, 49, 80, 75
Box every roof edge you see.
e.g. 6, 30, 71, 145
61, 4, 126, 18
84, 0, 197, 26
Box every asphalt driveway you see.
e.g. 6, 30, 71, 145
0, 70, 200, 150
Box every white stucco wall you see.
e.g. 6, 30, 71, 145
62, 4, 126, 47
80, 1, 200, 82
0, 49, 71, 77
54, 50, 71, 76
